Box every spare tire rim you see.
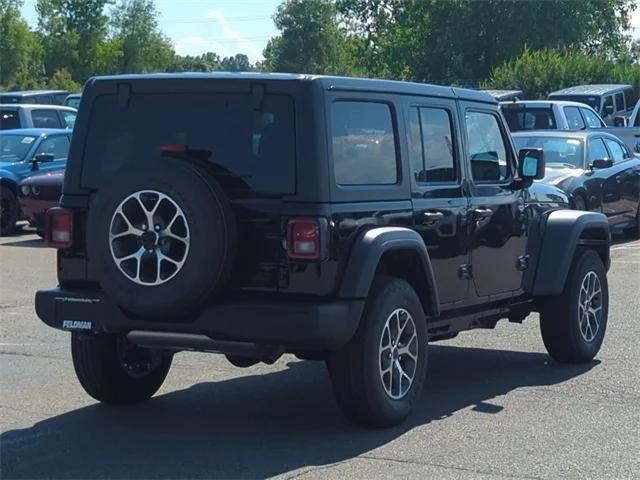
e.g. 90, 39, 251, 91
379, 308, 418, 400
109, 190, 190, 286
578, 270, 602, 343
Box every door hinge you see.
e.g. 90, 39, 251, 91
459, 264, 473, 280
516, 255, 529, 271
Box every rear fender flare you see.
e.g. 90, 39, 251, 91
339, 227, 440, 317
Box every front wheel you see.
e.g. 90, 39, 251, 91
623, 204, 640, 239
326, 276, 428, 428
540, 248, 608, 363
71, 333, 172, 404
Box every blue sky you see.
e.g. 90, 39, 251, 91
20, 0, 640, 63
21, 0, 282, 62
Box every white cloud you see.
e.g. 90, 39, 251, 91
173, 10, 265, 62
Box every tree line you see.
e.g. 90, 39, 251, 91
1, 0, 639, 98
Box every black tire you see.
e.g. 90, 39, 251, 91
0, 187, 18, 236
572, 194, 587, 211
540, 248, 608, 363
71, 333, 172, 404
86, 158, 237, 318
326, 276, 428, 428
623, 204, 640, 239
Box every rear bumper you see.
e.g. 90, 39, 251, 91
35, 288, 364, 350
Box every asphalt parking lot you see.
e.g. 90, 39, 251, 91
1, 231, 639, 480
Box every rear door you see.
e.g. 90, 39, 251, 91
406, 98, 471, 306
461, 104, 528, 298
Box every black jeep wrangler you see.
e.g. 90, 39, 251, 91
36, 73, 610, 428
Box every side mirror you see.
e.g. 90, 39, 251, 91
30, 153, 55, 171
518, 148, 545, 180
590, 158, 613, 170
32, 153, 55, 163
613, 116, 628, 127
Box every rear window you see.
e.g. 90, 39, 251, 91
501, 105, 557, 131
331, 101, 398, 185
82, 93, 295, 195
0, 110, 21, 130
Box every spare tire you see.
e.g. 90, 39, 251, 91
86, 158, 236, 318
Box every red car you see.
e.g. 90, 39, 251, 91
18, 168, 64, 236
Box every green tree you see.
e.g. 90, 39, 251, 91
262, 0, 356, 75
110, 0, 174, 73
0, 0, 44, 87
485, 48, 640, 99
220, 54, 251, 72
338, 0, 637, 84
47, 67, 81, 90
36, 0, 112, 82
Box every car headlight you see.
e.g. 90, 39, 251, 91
20, 185, 31, 196
32, 185, 40, 196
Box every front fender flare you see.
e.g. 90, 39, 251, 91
532, 210, 610, 296
339, 227, 440, 317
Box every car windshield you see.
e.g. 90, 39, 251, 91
514, 136, 584, 169
549, 95, 600, 111
0, 134, 36, 162
500, 105, 557, 131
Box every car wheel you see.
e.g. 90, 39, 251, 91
326, 276, 428, 428
0, 188, 19, 236
572, 194, 587, 211
85, 157, 237, 318
623, 204, 640, 239
71, 332, 172, 404
540, 248, 608, 363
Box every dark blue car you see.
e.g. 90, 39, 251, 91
0, 128, 70, 235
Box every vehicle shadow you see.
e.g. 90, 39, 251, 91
1, 345, 598, 479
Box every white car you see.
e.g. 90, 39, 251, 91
500, 100, 607, 132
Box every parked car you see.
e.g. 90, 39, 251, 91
0, 104, 77, 130
600, 99, 640, 155
481, 89, 523, 101
548, 84, 637, 126
0, 129, 70, 235
18, 168, 64, 236
64, 93, 81, 109
513, 130, 640, 238
0, 90, 70, 105
501, 100, 607, 132
36, 73, 610, 428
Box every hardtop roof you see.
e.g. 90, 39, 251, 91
549, 84, 633, 97
86, 72, 496, 104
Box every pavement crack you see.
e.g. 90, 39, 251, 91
358, 454, 544, 480
0, 350, 64, 360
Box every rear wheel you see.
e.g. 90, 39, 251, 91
540, 248, 608, 363
326, 276, 428, 428
0, 188, 18, 236
71, 333, 172, 404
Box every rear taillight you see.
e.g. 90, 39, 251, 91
46, 207, 73, 249
287, 218, 320, 260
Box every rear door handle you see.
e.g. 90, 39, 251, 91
473, 207, 493, 220
421, 211, 444, 225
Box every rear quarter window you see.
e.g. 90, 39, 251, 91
331, 101, 398, 185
